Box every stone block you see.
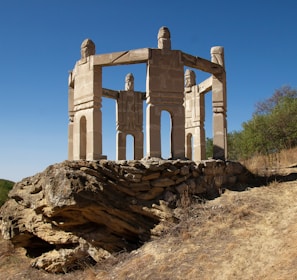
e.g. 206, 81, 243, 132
151, 177, 176, 188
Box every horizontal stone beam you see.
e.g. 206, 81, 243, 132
102, 88, 119, 99
93, 48, 150, 66
93, 49, 223, 75
182, 52, 224, 74
198, 76, 212, 94
102, 88, 146, 100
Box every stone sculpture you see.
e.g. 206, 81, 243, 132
68, 26, 227, 161
116, 73, 143, 160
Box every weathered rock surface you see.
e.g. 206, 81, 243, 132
0, 159, 250, 272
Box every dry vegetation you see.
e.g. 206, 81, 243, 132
241, 146, 297, 175
1, 150, 297, 280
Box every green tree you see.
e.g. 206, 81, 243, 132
0, 179, 14, 206
227, 131, 242, 160
231, 86, 297, 159
205, 137, 213, 159
255, 86, 297, 115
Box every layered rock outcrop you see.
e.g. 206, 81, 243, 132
0, 159, 250, 272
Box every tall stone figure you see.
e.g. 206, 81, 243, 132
146, 27, 185, 159
116, 73, 143, 160
68, 39, 106, 160
211, 46, 227, 160
184, 69, 206, 161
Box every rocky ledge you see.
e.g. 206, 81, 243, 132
0, 159, 250, 272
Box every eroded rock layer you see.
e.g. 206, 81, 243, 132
0, 159, 249, 272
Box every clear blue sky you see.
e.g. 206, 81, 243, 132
1, 0, 296, 182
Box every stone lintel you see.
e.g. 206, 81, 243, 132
198, 76, 212, 94
182, 52, 223, 74
93, 48, 150, 66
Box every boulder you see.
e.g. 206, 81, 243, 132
0, 159, 251, 272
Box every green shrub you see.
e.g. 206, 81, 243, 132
0, 179, 14, 206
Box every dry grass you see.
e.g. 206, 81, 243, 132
93, 180, 297, 280
1, 149, 297, 279
241, 146, 297, 175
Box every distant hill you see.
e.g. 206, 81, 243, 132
0, 179, 14, 206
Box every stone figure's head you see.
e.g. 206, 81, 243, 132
158, 26, 171, 50
125, 73, 134, 91
185, 69, 196, 87
80, 39, 96, 59
211, 46, 224, 66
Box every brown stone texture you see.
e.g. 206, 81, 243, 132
1, 159, 249, 272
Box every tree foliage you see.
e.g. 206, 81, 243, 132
0, 179, 14, 206
255, 86, 297, 115
226, 86, 297, 160
206, 137, 213, 159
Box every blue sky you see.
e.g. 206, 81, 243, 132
1, 0, 297, 182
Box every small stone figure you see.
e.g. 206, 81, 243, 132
185, 69, 196, 87
125, 73, 134, 91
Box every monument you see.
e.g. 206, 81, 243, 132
68, 27, 227, 161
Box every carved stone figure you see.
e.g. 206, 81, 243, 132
116, 73, 143, 160
118, 73, 142, 131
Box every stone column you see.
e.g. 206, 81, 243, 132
171, 106, 185, 159
68, 72, 74, 160
134, 131, 144, 160
146, 104, 161, 158
116, 131, 126, 160
86, 97, 103, 161
196, 89, 206, 161
211, 46, 227, 160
